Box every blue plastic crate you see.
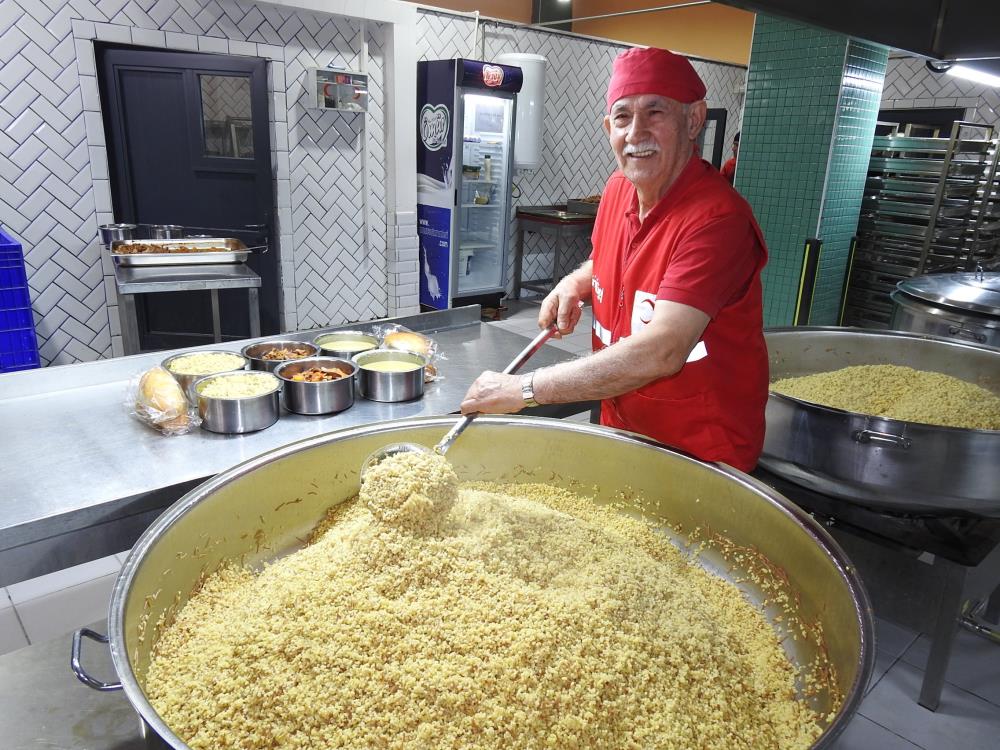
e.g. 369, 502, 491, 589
0, 227, 40, 373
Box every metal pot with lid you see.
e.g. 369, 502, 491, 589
890, 268, 1000, 348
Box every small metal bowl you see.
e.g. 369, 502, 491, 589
313, 330, 379, 360
193, 371, 281, 434
354, 348, 427, 402
275, 357, 357, 415
241, 340, 319, 372
149, 224, 184, 239
161, 350, 248, 399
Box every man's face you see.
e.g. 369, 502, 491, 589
733, 139, 740, 158
603, 94, 706, 200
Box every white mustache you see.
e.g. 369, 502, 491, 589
623, 142, 659, 156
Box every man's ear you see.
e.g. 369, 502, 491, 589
602, 114, 611, 138
688, 101, 708, 140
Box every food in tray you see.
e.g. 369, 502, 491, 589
197, 372, 279, 399
360, 360, 423, 373
289, 366, 351, 382
579, 194, 601, 203
261, 346, 313, 361
317, 338, 377, 353
145, 451, 825, 749
771, 364, 1000, 430
166, 352, 245, 376
114, 243, 231, 254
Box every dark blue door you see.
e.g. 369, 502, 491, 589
98, 45, 278, 349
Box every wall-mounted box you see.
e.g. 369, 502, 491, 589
307, 68, 368, 112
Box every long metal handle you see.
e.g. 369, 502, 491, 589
71, 628, 123, 692
435, 325, 559, 455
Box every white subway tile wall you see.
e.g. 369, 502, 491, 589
1, 0, 391, 366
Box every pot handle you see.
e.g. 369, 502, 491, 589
71, 628, 123, 692
852, 429, 912, 449
947, 325, 987, 344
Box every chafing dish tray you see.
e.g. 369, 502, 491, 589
111, 238, 250, 266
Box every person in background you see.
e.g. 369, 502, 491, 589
720, 130, 739, 185
460, 47, 769, 472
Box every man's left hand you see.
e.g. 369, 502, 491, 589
460, 371, 524, 414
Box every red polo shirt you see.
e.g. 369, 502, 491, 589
589, 155, 768, 471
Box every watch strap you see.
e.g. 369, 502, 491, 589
520, 372, 539, 408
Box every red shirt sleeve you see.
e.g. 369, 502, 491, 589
720, 158, 736, 184
656, 214, 763, 319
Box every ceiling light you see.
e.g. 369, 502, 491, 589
946, 64, 1000, 88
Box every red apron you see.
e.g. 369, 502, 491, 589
590, 159, 769, 471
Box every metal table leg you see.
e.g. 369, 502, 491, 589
210, 290, 222, 344
919, 559, 966, 711
513, 227, 525, 300
248, 287, 261, 338
118, 293, 141, 355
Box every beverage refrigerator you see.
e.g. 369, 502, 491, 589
417, 59, 523, 309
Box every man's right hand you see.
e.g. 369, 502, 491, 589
539, 261, 592, 337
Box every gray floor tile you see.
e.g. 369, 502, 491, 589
829, 715, 922, 749
870, 617, 921, 693
0, 599, 29, 656
901, 628, 1000, 707
858, 660, 1000, 750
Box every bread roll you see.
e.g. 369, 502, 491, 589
138, 368, 189, 429
384, 330, 432, 356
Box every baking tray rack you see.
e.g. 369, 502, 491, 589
111, 238, 251, 267
868, 157, 986, 177
872, 135, 992, 154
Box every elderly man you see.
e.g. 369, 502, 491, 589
461, 47, 769, 472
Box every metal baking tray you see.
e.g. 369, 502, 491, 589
111, 238, 250, 266
861, 197, 971, 219
865, 176, 979, 198
566, 198, 600, 216
872, 135, 992, 154
868, 157, 985, 177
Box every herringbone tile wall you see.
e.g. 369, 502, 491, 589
415, 9, 748, 297
882, 55, 1000, 132
0, 0, 389, 364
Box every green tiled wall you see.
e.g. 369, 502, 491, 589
813, 40, 888, 323
737, 16, 887, 327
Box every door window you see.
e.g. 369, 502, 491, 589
199, 74, 254, 158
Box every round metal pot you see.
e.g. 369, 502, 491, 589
99, 223, 136, 245
148, 224, 185, 239
354, 348, 426, 402
72, 417, 873, 749
160, 350, 248, 399
890, 287, 1000, 349
763, 327, 1000, 516
193, 371, 281, 433
275, 357, 357, 415
314, 330, 379, 359
241, 340, 319, 372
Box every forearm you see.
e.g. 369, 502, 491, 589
563, 260, 594, 300
532, 329, 682, 404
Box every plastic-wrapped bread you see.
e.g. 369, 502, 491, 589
128, 366, 198, 435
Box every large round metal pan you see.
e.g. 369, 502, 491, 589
80, 416, 873, 748
763, 327, 1000, 516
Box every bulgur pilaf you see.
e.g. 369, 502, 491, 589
145, 452, 824, 749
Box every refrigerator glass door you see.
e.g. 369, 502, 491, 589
455, 92, 513, 295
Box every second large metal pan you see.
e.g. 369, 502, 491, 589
763, 327, 1000, 516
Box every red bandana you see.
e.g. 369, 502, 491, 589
606, 47, 707, 111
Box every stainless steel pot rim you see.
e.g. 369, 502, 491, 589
354, 348, 428, 365
106, 415, 874, 750
191, 370, 281, 398
160, 350, 249, 375
766, 326, 1000, 434
890, 289, 1000, 330
240, 340, 320, 361
274, 356, 358, 382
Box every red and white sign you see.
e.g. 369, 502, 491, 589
482, 64, 504, 87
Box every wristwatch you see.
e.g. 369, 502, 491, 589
520, 372, 540, 409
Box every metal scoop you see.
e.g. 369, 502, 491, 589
360, 323, 561, 478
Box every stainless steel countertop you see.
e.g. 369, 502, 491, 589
0, 306, 584, 585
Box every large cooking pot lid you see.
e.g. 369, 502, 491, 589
896, 271, 1000, 317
